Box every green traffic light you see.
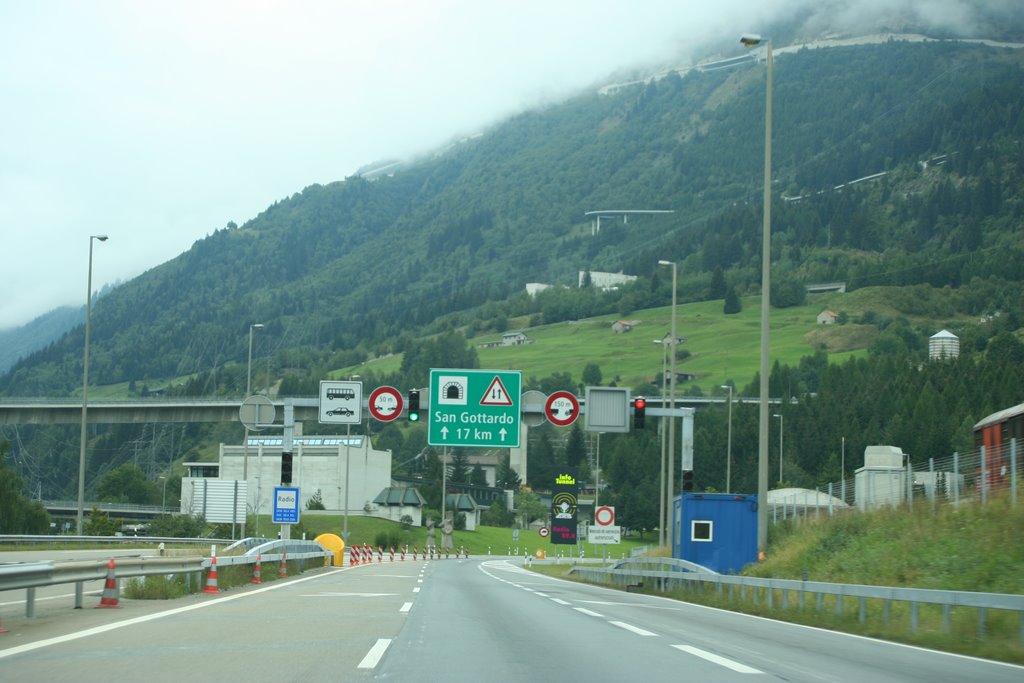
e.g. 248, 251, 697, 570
409, 411, 419, 422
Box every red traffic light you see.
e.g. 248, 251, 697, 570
634, 398, 647, 409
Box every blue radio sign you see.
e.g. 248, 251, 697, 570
273, 486, 300, 524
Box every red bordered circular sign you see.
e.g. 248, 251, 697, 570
368, 386, 404, 422
544, 390, 580, 427
538, 526, 550, 538
595, 505, 615, 527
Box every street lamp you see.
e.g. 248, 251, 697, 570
77, 234, 108, 535
159, 475, 168, 509
742, 33, 773, 554
241, 322, 264, 539
774, 413, 784, 485
721, 385, 734, 493
657, 259, 677, 549
654, 338, 669, 547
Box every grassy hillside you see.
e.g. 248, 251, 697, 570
532, 496, 1024, 663
348, 286, 973, 392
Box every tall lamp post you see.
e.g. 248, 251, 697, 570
241, 322, 264, 539
657, 259, 677, 548
654, 338, 669, 547
773, 413, 784, 484
742, 33, 773, 555
721, 385, 734, 493
77, 234, 108, 535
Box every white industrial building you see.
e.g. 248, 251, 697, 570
180, 435, 397, 524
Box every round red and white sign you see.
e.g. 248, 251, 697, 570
544, 390, 580, 427
368, 386, 404, 422
595, 505, 615, 527
538, 526, 550, 538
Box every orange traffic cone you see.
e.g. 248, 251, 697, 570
97, 558, 120, 608
252, 554, 263, 584
279, 551, 288, 578
204, 555, 221, 594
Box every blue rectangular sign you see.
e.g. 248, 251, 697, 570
273, 486, 300, 524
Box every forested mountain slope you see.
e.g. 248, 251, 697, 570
2, 39, 1021, 396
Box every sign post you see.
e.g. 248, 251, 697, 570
428, 369, 521, 448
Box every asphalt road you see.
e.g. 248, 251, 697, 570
1, 557, 1022, 682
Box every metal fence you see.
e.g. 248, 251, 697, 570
569, 557, 1024, 641
0, 540, 332, 616
771, 439, 1019, 523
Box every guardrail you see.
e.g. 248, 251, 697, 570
0, 534, 232, 546
568, 557, 1024, 641
0, 541, 332, 617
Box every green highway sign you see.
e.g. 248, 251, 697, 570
428, 369, 521, 448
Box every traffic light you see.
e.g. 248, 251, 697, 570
407, 389, 420, 422
632, 397, 646, 429
281, 451, 293, 485
682, 469, 694, 492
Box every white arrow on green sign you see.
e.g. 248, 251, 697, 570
428, 368, 521, 448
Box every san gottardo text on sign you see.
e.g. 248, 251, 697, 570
428, 369, 521, 448
550, 468, 579, 545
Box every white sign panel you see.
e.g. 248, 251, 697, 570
588, 525, 621, 544
190, 479, 247, 524
319, 380, 362, 424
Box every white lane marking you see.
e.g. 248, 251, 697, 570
400, 602, 413, 613
0, 567, 347, 660
672, 645, 764, 674
413, 587, 421, 593
358, 638, 392, 669
417, 578, 423, 583
300, 592, 398, 597
535, 592, 549, 597
610, 621, 658, 637
551, 598, 570, 605
574, 607, 604, 617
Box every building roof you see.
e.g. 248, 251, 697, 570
444, 492, 480, 511
930, 329, 958, 339
767, 487, 847, 508
373, 487, 427, 507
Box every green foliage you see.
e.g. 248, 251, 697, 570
84, 506, 120, 536
0, 445, 51, 534
481, 496, 516, 527
148, 514, 208, 538
96, 464, 160, 505
306, 489, 326, 510
514, 490, 547, 528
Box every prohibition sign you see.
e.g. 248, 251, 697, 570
538, 526, 550, 538
368, 386, 404, 422
595, 505, 616, 527
544, 390, 580, 427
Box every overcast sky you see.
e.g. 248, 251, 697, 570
0, 0, 1011, 330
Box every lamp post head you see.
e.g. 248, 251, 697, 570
92, 234, 108, 242
773, 413, 782, 419
251, 323, 265, 330
740, 34, 765, 47
657, 259, 673, 267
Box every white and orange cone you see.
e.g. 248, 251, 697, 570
252, 553, 263, 584
97, 558, 120, 608
203, 555, 221, 594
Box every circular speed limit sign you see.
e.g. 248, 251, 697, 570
538, 526, 550, 538
368, 386, 403, 422
544, 391, 580, 427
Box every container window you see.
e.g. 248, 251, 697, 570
691, 520, 713, 542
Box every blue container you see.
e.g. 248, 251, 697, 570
673, 492, 758, 574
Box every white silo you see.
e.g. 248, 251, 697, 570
929, 329, 959, 360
